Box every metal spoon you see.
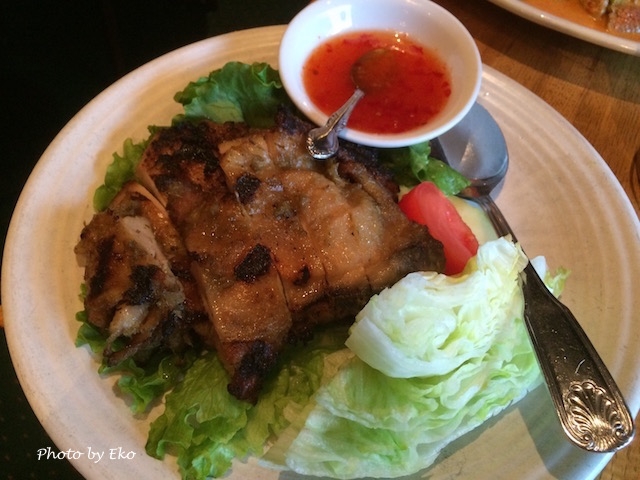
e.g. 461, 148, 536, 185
432, 102, 635, 453
307, 48, 394, 159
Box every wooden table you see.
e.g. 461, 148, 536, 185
433, 1, 640, 478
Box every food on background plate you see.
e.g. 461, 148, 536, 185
521, 0, 640, 35
74, 61, 568, 479
580, 0, 640, 32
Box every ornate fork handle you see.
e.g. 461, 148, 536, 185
469, 193, 635, 452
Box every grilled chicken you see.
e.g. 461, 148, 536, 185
79, 107, 445, 403
75, 182, 207, 365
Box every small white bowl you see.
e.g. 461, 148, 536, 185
279, 0, 482, 148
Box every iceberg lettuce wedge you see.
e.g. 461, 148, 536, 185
346, 236, 529, 378
279, 238, 544, 479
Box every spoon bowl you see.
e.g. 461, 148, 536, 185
351, 47, 397, 94
431, 102, 508, 195
432, 103, 635, 453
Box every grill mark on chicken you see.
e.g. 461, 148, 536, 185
122, 264, 161, 304
217, 132, 332, 330
87, 236, 116, 315
235, 173, 262, 204
79, 107, 445, 403
293, 265, 311, 286
227, 340, 278, 401
234, 244, 273, 282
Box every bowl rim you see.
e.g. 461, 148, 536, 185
278, 0, 482, 148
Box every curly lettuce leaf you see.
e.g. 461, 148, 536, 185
75, 308, 193, 414
92, 136, 150, 211
145, 325, 349, 480
381, 141, 470, 195
174, 61, 291, 128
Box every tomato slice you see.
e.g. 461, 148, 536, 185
399, 182, 479, 275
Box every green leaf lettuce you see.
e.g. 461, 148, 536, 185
381, 142, 470, 195
145, 326, 349, 480
174, 61, 291, 127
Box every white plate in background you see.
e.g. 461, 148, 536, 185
487, 0, 640, 56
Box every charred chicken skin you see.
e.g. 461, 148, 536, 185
76, 108, 445, 403
75, 182, 209, 366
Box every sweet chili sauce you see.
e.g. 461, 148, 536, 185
302, 30, 452, 134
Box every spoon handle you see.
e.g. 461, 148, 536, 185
471, 194, 635, 452
307, 89, 364, 159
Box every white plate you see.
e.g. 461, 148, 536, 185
3, 25, 640, 480
486, 0, 640, 56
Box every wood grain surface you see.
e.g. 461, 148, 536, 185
433, 1, 639, 478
